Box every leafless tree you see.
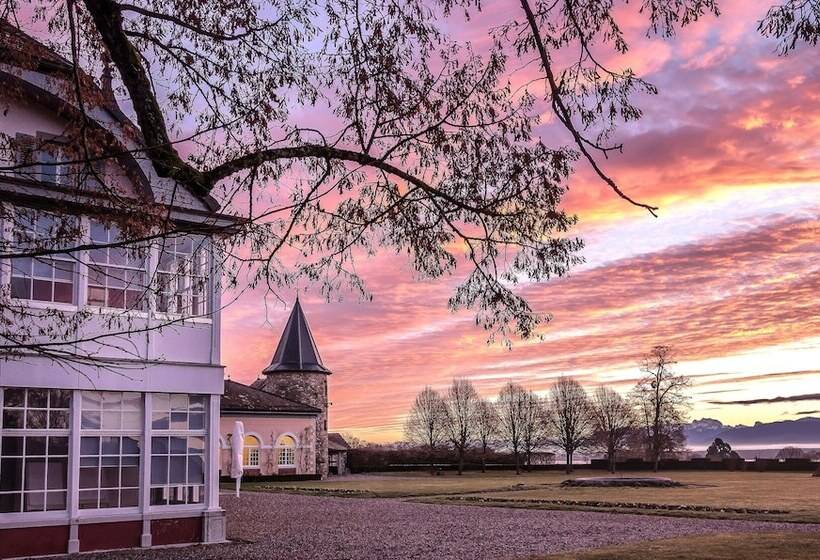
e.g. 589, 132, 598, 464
442, 378, 479, 475
404, 386, 446, 475
546, 376, 594, 474
3, 0, 784, 369
631, 346, 691, 472
590, 386, 634, 473
497, 382, 528, 475
474, 397, 499, 473
521, 390, 548, 470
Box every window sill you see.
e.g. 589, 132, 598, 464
10, 298, 79, 312
86, 306, 150, 319
153, 312, 213, 325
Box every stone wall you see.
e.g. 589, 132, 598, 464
253, 372, 329, 478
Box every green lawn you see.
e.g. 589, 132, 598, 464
540, 532, 820, 559
239, 469, 820, 523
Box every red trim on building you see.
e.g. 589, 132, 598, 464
151, 516, 203, 546
0, 525, 69, 559
79, 520, 142, 552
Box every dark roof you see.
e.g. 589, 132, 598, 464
221, 379, 320, 415
263, 298, 330, 375
328, 432, 350, 451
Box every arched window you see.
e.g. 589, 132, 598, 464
243, 435, 260, 468
277, 435, 296, 467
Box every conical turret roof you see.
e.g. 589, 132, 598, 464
263, 298, 330, 375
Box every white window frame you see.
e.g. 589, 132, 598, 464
275, 434, 297, 468
78, 391, 143, 511
242, 436, 261, 468
148, 394, 208, 509
0, 387, 71, 514
86, 220, 150, 312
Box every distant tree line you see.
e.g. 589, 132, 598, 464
404, 345, 692, 474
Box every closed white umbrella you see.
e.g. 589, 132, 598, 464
231, 420, 245, 497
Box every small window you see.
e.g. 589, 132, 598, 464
243, 435, 260, 468
10, 210, 78, 304
276, 435, 295, 467
87, 221, 148, 311
156, 235, 209, 316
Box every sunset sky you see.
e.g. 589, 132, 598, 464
221, 0, 820, 442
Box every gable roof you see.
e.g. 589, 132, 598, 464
221, 379, 320, 415
263, 298, 330, 375
328, 432, 351, 451
0, 21, 222, 213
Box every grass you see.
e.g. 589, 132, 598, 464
239, 469, 820, 523
539, 532, 820, 559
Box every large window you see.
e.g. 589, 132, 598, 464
79, 391, 142, 510
0, 388, 71, 513
10, 211, 76, 304
156, 236, 209, 316
87, 221, 148, 311
242, 435, 260, 468
150, 394, 206, 506
276, 435, 296, 468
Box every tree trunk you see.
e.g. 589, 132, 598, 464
481, 445, 487, 473
429, 445, 435, 476
608, 444, 616, 474
457, 450, 464, 475
514, 450, 521, 475
565, 451, 572, 474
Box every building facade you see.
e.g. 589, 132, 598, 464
221, 299, 333, 479
0, 25, 232, 558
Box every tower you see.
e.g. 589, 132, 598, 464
252, 298, 331, 477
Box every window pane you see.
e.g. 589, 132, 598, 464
0, 457, 23, 490
1, 437, 24, 456
170, 394, 187, 412
24, 458, 46, 490
150, 487, 167, 506
46, 491, 67, 511
26, 437, 46, 456
32, 279, 52, 301
152, 437, 169, 455
49, 410, 69, 429
169, 456, 186, 484
122, 436, 140, 455
32, 259, 54, 278
121, 466, 139, 488
187, 455, 204, 484
48, 436, 69, 456
53, 281, 73, 304
10, 277, 31, 299
151, 456, 167, 485
152, 411, 169, 430
120, 488, 138, 507
170, 437, 187, 455
23, 491, 46, 512
0, 492, 21, 513
4, 388, 25, 408
46, 457, 68, 490
81, 437, 100, 455
153, 393, 170, 412
101, 437, 120, 455
82, 392, 103, 409
171, 412, 187, 430
81, 411, 101, 430
100, 466, 119, 488
79, 467, 98, 489
79, 490, 98, 509
27, 389, 48, 408
2, 410, 24, 429
50, 389, 71, 409
26, 409, 47, 429
102, 411, 121, 430
188, 412, 205, 430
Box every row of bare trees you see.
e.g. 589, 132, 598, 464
405, 346, 691, 474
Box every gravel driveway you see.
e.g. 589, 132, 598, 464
82, 492, 820, 560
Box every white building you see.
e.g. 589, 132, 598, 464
0, 23, 233, 556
